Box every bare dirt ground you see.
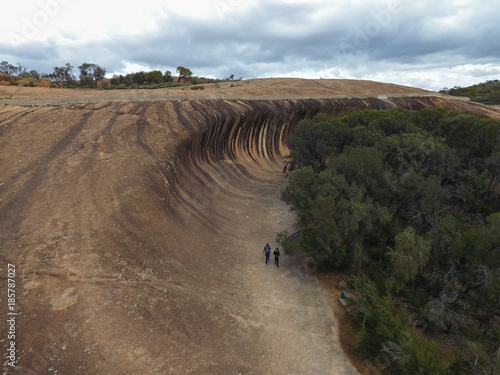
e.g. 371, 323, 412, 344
1, 78, 499, 374
206, 163, 360, 374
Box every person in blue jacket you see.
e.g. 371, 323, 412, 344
263, 243, 271, 264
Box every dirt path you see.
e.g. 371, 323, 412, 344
211, 162, 360, 374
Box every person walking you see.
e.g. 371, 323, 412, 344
282, 163, 287, 173
263, 243, 271, 265
273, 247, 280, 268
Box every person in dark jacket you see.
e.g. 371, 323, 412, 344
273, 247, 280, 268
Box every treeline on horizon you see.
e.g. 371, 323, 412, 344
440, 80, 500, 105
0, 60, 241, 89
278, 107, 500, 374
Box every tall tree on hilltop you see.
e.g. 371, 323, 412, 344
93, 65, 106, 87
51, 63, 75, 85
176, 66, 192, 82
78, 62, 106, 88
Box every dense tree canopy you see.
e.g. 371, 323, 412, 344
440, 80, 500, 104
280, 108, 500, 374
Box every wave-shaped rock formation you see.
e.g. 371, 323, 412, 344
1, 84, 500, 374
167, 96, 499, 224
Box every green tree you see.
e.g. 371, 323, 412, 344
110, 76, 120, 86
287, 114, 351, 171
0, 61, 18, 75
281, 108, 500, 372
386, 227, 431, 294
163, 70, 173, 82
329, 146, 387, 204
93, 65, 106, 87
145, 70, 163, 84
281, 166, 315, 223
78, 62, 106, 87
489, 89, 500, 104
346, 107, 418, 136
441, 79, 500, 104
176, 66, 192, 82
283, 168, 387, 269
348, 275, 407, 355
29, 69, 41, 80
50, 63, 75, 85
122, 74, 134, 86
132, 71, 147, 84
382, 327, 448, 374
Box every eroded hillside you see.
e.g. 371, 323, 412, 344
1, 80, 499, 374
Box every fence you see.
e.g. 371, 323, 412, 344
0, 92, 468, 107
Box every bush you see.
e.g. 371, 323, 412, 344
145, 70, 163, 84
191, 85, 205, 90
276, 230, 299, 255
163, 70, 173, 83
28, 81, 35, 87
382, 327, 449, 374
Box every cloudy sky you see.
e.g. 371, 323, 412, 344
1, 0, 499, 91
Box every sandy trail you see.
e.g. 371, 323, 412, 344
210, 161, 360, 374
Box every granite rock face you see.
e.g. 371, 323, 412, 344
0, 73, 52, 87
39, 77, 51, 87
0, 94, 498, 374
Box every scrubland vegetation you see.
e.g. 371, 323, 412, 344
279, 108, 500, 374
1, 60, 240, 89
441, 80, 500, 105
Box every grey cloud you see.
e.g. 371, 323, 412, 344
1, 0, 498, 90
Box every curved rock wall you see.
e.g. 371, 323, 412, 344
165, 96, 499, 224
177, 96, 493, 178
1, 95, 496, 245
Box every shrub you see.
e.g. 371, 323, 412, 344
382, 327, 449, 374
145, 70, 163, 84
191, 85, 205, 90
276, 231, 299, 255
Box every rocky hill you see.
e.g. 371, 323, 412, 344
1, 79, 499, 374
0, 73, 52, 88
